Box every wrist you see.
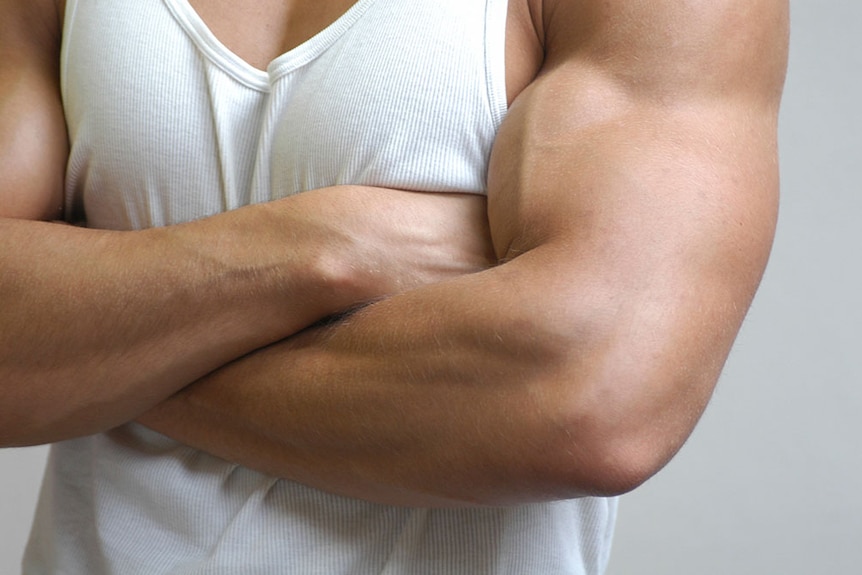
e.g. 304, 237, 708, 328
160, 200, 363, 344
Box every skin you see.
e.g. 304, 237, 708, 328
1, 0, 789, 509
0, 0, 494, 444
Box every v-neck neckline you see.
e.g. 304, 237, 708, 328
163, 0, 378, 90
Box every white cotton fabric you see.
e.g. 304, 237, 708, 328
23, 0, 617, 573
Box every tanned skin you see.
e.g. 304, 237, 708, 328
1, 0, 788, 508
0, 0, 494, 444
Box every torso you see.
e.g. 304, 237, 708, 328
32, 6, 619, 574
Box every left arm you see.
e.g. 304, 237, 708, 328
141, 0, 789, 507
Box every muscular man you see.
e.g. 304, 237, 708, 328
1, 0, 789, 572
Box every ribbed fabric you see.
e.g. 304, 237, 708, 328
59, 0, 507, 228
24, 0, 618, 573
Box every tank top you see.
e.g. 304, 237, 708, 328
23, 0, 617, 573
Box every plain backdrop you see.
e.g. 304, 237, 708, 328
1, 2, 859, 574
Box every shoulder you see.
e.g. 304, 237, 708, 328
538, 0, 790, 104
539, 0, 790, 46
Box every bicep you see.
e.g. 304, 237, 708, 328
0, 0, 67, 220
490, 0, 788, 254
485, 0, 788, 465
487, 0, 787, 324
488, 69, 780, 295
488, 69, 779, 372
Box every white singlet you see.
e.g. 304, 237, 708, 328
23, 0, 618, 573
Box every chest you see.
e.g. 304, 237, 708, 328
56, 0, 543, 102
62, 0, 518, 228
187, 0, 361, 69
84, 0, 543, 105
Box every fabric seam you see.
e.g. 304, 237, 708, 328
484, 0, 510, 133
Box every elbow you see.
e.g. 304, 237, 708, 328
0, 406, 50, 448
0, 386, 28, 447
0, 383, 89, 448
567, 434, 672, 497
0, 376, 50, 447
534, 415, 672, 499
0, 419, 33, 449
520, 324, 715, 498
529, 362, 695, 499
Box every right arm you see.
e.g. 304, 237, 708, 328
0, 0, 494, 446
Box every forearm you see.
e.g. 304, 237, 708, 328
0, 202, 346, 446
141, 250, 631, 507
1, 187, 492, 447
141, 175, 756, 507
142, 0, 786, 509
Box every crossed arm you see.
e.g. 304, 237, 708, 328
0, 0, 493, 445
139, 0, 790, 507
1, 0, 789, 508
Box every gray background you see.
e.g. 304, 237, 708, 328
1, 2, 859, 573
607, 2, 862, 573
